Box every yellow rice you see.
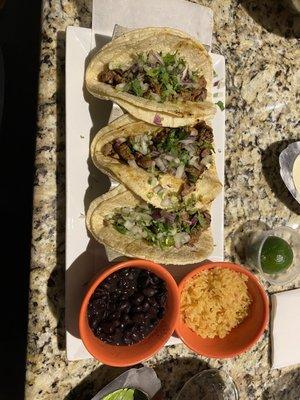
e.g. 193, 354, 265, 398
180, 268, 252, 339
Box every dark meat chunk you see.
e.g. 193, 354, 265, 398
180, 75, 207, 102
179, 210, 189, 222
181, 182, 193, 196
194, 121, 213, 143
129, 63, 139, 74
193, 76, 207, 101
188, 228, 202, 245
186, 166, 202, 184
152, 129, 168, 145
196, 163, 206, 175
180, 90, 194, 101
203, 211, 211, 224
98, 68, 123, 85
113, 142, 134, 161
148, 78, 162, 95
134, 152, 153, 169
200, 148, 211, 158
197, 75, 207, 89
102, 142, 113, 156
193, 87, 207, 102
188, 212, 211, 246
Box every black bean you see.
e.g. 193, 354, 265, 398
148, 307, 158, 319
156, 292, 167, 306
88, 267, 167, 345
111, 311, 121, 320
121, 314, 131, 324
143, 287, 157, 297
132, 293, 144, 305
100, 322, 115, 334
132, 313, 145, 323
148, 297, 158, 306
120, 301, 131, 312
142, 301, 150, 312
133, 305, 143, 313
89, 318, 99, 330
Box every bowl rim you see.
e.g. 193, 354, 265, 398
175, 261, 269, 359
79, 258, 180, 366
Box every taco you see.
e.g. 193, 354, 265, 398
91, 114, 222, 210
86, 185, 213, 265
85, 27, 215, 127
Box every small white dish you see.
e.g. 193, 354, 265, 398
279, 141, 300, 204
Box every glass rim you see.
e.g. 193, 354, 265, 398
176, 368, 239, 400
256, 226, 300, 285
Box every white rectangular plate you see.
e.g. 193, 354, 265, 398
65, 26, 225, 360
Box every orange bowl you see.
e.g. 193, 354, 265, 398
175, 262, 269, 358
79, 259, 179, 366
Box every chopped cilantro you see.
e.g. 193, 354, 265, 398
162, 53, 176, 66
131, 79, 144, 96
180, 150, 190, 165
114, 223, 127, 234
146, 67, 160, 78
197, 212, 206, 227
215, 100, 225, 111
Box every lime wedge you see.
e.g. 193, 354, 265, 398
260, 236, 293, 274
101, 388, 148, 400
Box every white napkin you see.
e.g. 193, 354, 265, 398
92, 0, 213, 50
271, 288, 300, 369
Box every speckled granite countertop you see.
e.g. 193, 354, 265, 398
26, 0, 300, 399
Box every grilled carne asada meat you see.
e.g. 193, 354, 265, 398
103, 122, 215, 187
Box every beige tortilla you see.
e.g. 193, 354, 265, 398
86, 185, 214, 265
91, 114, 222, 209
85, 27, 216, 127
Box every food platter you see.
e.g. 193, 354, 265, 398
65, 26, 225, 360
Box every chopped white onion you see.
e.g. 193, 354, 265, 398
202, 155, 213, 167
124, 220, 134, 230
174, 232, 190, 248
161, 197, 172, 207
193, 162, 202, 170
154, 185, 163, 194
182, 65, 189, 81
180, 138, 196, 145
115, 83, 126, 91
190, 156, 198, 166
153, 51, 163, 64
140, 82, 149, 92
155, 158, 166, 171
184, 144, 197, 156
150, 92, 161, 102
164, 155, 175, 162
175, 164, 185, 178
149, 176, 159, 187
128, 159, 138, 168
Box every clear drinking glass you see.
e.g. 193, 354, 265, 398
246, 226, 300, 285
176, 369, 239, 400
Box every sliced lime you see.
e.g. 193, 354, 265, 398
260, 236, 293, 274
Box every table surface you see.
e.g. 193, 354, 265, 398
26, 1, 300, 399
